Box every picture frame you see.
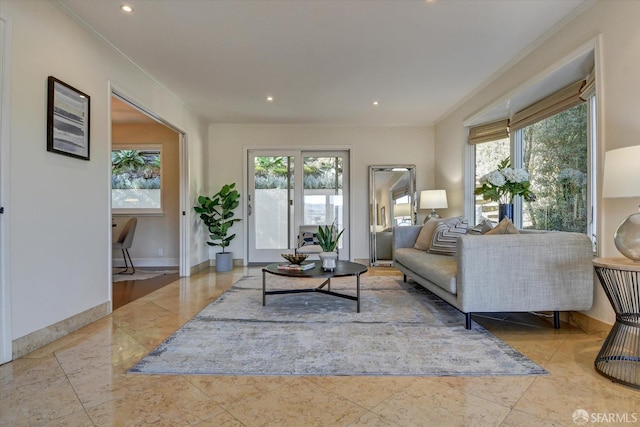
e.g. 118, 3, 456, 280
47, 76, 90, 160
380, 206, 386, 228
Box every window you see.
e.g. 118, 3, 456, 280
474, 137, 510, 223
519, 103, 588, 232
469, 81, 596, 245
393, 195, 412, 226
112, 146, 163, 214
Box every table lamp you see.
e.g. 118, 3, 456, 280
602, 145, 640, 261
420, 190, 448, 223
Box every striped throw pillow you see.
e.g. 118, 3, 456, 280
300, 231, 319, 246
428, 216, 469, 256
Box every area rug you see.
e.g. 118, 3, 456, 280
113, 270, 178, 282
130, 275, 547, 376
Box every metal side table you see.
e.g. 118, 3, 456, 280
593, 258, 640, 389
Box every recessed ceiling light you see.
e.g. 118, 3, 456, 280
121, 4, 134, 13
372, 101, 379, 106
266, 96, 274, 103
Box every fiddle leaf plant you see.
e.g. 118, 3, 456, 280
194, 183, 241, 253
316, 222, 344, 253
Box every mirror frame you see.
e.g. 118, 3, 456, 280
368, 165, 416, 266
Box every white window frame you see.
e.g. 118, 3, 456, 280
466, 98, 597, 248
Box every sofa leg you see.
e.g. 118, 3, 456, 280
465, 313, 472, 330
553, 311, 560, 329
403, 274, 407, 283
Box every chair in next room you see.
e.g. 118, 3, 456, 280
295, 225, 323, 257
113, 217, 137, 275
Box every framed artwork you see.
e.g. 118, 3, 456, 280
380, 206, 386, 228
47, 76, 90, 160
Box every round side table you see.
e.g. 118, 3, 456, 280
593, 257, 640, 389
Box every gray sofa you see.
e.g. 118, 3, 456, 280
393, 225, 594, 329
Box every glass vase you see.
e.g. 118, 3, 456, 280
498, 203, 514, 222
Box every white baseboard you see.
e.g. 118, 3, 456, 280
113, 257, 179, 268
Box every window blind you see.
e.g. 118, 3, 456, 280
580, 69, 595, 101
467, 119, 510, 145
391, 186, 409, 200
510, 79, 585, 131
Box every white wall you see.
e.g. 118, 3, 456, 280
207, 124, 435, 262
2, 0, 208, 341
435, 0, 640, 325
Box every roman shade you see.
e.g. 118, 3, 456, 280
468, 119, 510, 145
580, 69, 595, 101
392, 186, 410, 200
510, 79, 586, 131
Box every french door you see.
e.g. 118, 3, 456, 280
247, 149, 349, 263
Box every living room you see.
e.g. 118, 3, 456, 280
2, 0, 640, 424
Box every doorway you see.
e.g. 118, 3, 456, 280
110, 91, 189, 304
0, 13, 11, 364
247, 149, 350, 263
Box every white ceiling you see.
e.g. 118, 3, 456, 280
59, 0, 587, 126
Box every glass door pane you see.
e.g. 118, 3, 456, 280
248, 150, 350, 263
302, 153, 348, 257
248, 153, 295, 262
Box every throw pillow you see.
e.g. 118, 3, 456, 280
485, 217, 520, 235
414, 218, 441, 251
300, 231, 319, 246
467, 219, 494, 235
428, 216, 469, 256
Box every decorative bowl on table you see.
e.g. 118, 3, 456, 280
281, 253, 308, 265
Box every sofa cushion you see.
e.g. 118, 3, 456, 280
485, 217, 519, 235
467, 219, 493, 235
395, 248, 457, 294
413, 218, 441, 251
428, 216, 468, 255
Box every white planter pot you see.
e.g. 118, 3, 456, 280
319, 251, 338, 271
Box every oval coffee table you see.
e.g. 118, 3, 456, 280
262, 260, 368, 312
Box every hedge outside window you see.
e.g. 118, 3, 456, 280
519, 103, 589, 233
112, 146, 163, 214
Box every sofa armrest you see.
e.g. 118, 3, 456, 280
392, 225, 423, 250
456, 232, 594, 312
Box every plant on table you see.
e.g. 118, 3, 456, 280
316, 222, 344, 253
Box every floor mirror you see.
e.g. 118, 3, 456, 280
369, 165, 416, 266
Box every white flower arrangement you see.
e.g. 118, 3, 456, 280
476, 158, 536, 204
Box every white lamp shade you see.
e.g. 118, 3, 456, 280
420, 190, 448, 209
603, 145, 640, 198
394, 203, 411, 217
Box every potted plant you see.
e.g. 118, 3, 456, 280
316, 222, 344, 271
194, 183, 241, 272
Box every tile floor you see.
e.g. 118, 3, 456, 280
1, 267, 639, 426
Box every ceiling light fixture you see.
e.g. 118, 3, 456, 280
266, 96, 274, 103
121, 4, 134, 13
372, 101, 379, 106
